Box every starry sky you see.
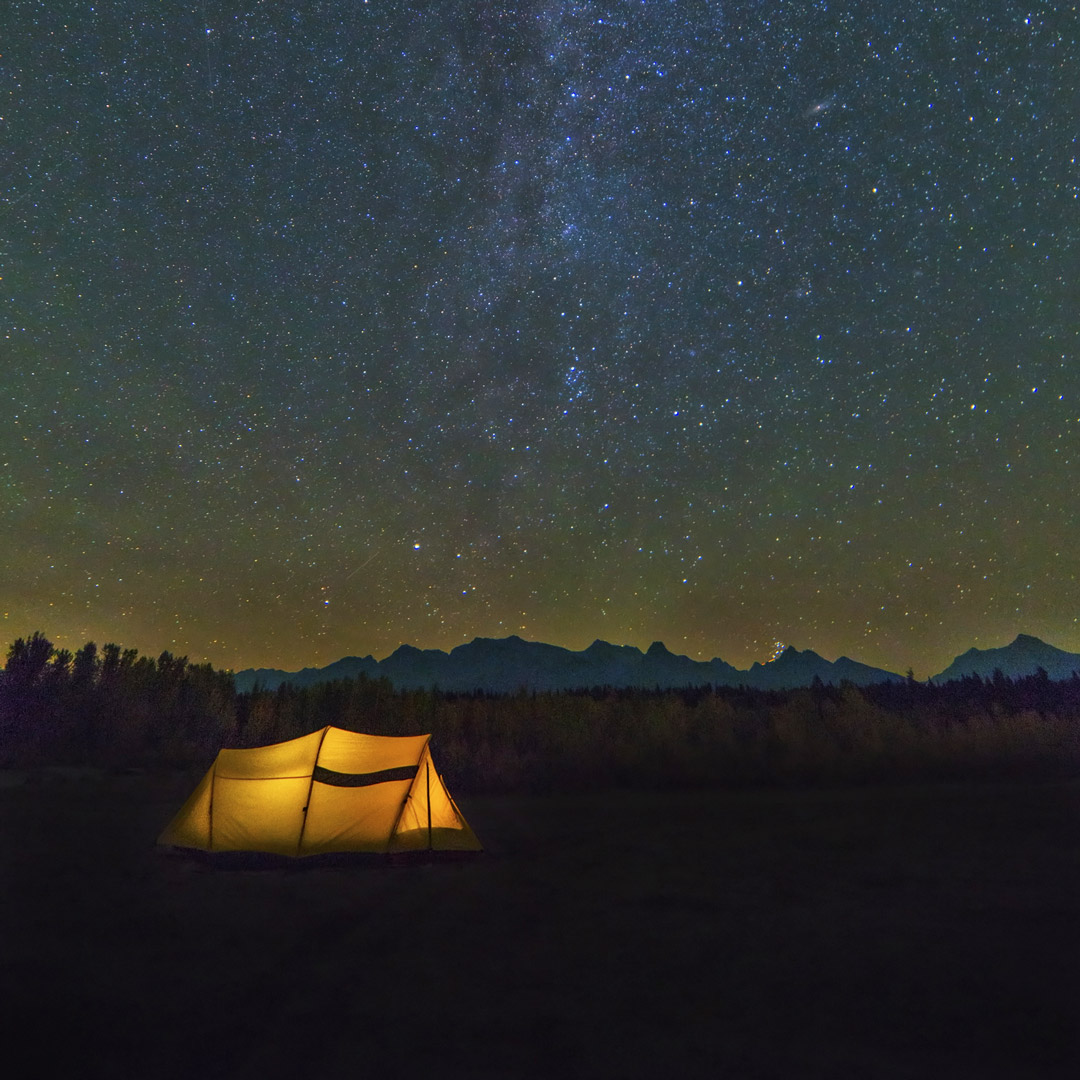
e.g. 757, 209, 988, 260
3, 1, 1077, 677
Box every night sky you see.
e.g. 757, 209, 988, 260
4, 2, 1077, 677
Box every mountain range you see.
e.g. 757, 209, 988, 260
230, 633, 1080, 694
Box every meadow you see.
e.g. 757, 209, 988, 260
2, 769, 1077, 1078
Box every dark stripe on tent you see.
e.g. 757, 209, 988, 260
312, 764, 418, 788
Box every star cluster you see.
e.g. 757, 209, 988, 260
3, 2, 1077, 675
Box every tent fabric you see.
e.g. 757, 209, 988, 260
159, 727, 481, 856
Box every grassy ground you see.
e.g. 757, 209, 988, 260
2, 771, 1078, 1078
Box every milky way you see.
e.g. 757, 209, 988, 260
4, 2, 1077, 675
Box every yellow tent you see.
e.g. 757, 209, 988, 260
158, 727, 481, 856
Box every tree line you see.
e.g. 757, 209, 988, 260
2, 631, 1078, 790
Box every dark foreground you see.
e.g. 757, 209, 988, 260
2, 773, 1077, 1078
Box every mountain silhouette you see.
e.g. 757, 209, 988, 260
746, 646, 896, 690
239, 654, 380, 690
930, 634, 1080, 682
232, 636, 903, 693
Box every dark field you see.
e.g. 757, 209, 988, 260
2, 772, 1078, 1078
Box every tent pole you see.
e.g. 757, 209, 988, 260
426, 758, 432, 850
208, 758, 218, 851
297, 725, 331, 855
388, 735, 430, 855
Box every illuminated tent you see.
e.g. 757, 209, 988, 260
159, 727, 481, 856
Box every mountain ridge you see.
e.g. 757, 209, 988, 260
233, 632, 1080, 694
232, 635, 897, 693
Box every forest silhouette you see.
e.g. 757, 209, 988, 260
3, 631, 1078, 789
